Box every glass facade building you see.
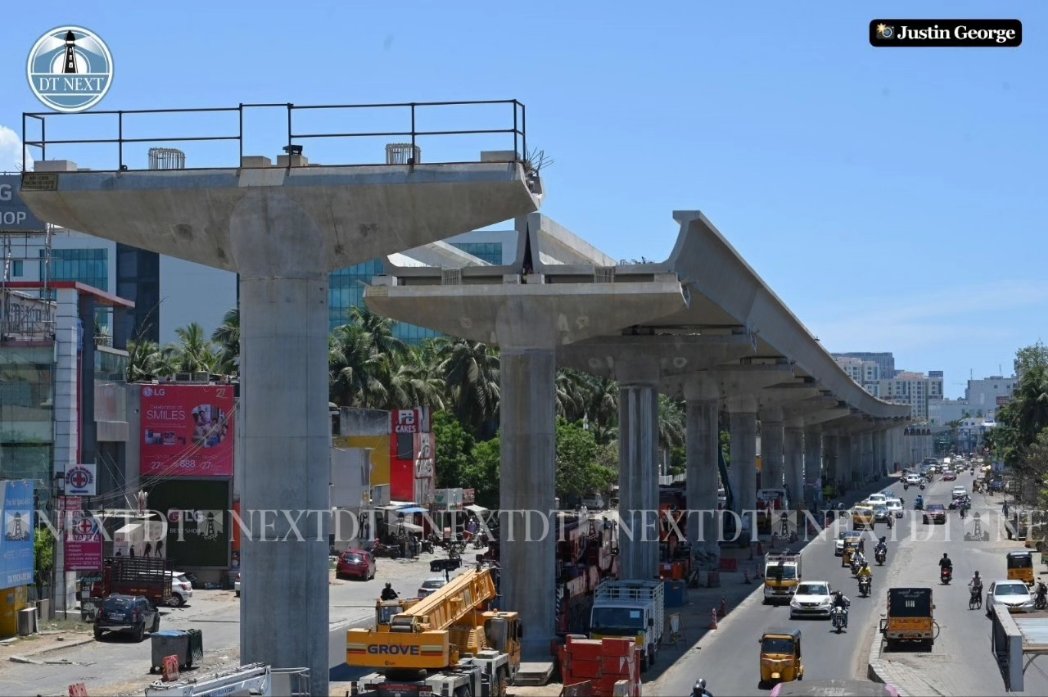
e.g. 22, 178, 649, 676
41, 248, 109, 292
0, 346, 54, 483
329, 259, 440, 343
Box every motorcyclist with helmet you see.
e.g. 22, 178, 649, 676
875, 536, 888, 564
831, 589, 851, 628
969, 571, 983, 606
692, 678, 713, 697
939, 553, 953, 583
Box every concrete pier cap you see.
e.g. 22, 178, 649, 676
21, 150, 543, 694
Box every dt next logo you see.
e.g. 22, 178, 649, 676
27, 26, 114, 112
870, 19, 1022, 47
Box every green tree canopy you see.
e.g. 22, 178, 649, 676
432, 409, 475, 489
555, 418, 617, 501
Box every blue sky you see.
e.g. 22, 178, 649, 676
2, 1, 1044, 398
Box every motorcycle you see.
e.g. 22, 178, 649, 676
875, 547, 887, 565
1036, 583, 1048, 611
919, 482, 926, 490
858, 577, 871, 597
831, 605, 847, 633
941, 567, 953, 585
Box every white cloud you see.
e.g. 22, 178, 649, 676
0, 126, 33, 172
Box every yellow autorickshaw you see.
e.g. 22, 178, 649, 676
1007, 550, 1035, 586
841, 534, 860, 568
758, 627, 803, 686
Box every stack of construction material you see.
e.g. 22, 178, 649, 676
558, 635, 640, 697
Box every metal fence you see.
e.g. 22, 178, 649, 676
22, 100, 527, 172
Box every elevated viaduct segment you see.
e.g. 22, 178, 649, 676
18, 101, 542, 695
367, 210, 911, 633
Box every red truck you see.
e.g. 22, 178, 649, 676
82, 557, 173, 618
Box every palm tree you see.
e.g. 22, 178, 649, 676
328, 324, 388, 408
126, 340, 164, 382
170, 322, 219, 373
211, 307, 239, 376
349, 306, 406, 359
555, 369, 590, 422
381, 348, 447, 410
436, 337, 500, 439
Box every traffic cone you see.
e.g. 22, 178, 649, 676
710, 607, 718, 630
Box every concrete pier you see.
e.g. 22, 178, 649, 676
22, 158, 541, 695
727, 395, 758, 515
684, 375, 720, 564
759, 408, 784, 490
803, 426, 822, 508
836, 432, 852, 489
617, 363, 660, 580
784, 421, 805, 509
499, 347, 556, 658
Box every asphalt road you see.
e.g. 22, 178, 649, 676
0, 551, 465, 696
652, 470, 1048, 696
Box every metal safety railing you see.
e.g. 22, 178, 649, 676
22, 99, 527, 172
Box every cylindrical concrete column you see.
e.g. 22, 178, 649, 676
836, 433, 853, 490
784, 423, 804, 510
872, 428, 884, 478
861, 430, 874, 481
760, 408, 784, 491
727, 395, 758, 514
618, 378, 660, 580
499, 347, 556, 659
240, 275, 330, 693
685, 377, 720, 565
822, 433, 838, 490
803, 426, 822, 510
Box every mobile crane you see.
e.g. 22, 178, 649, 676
347, 565, 521, 697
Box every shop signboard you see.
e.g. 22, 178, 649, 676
0, 480, 35, 587
141, 384, 235, 477
147, 479, 231, 568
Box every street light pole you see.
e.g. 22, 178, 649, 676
52, 471, 65, 620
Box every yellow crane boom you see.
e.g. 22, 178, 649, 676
347, 566, 519, 672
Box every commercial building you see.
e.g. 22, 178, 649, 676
878, 370, 944, 421
965, 376, 1016, 419
833, 351, 896, 379
834, 355, 881, 396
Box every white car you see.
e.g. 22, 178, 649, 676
790, 581, 834, 619
986, 580, 1034, 614
169, 572, 193, 607
866, 493, 887, 507
952, 486, 969, 499
417, 577, 447, 599
885, 498, 903, 518
904, 473, 922, 486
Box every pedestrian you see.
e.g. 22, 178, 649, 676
156, 540, 164, 558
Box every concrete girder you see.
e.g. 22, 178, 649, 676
559, 333, 756, 383
21, 161, 542, 696
367, 277, 688, 349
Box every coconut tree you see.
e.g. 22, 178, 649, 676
170, 322, 219, 373
328, 323, 388, 408
211, 307, 240, 376
436, 337, 500, 440
381, 348, 447, 411
126, 340, 167, 382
